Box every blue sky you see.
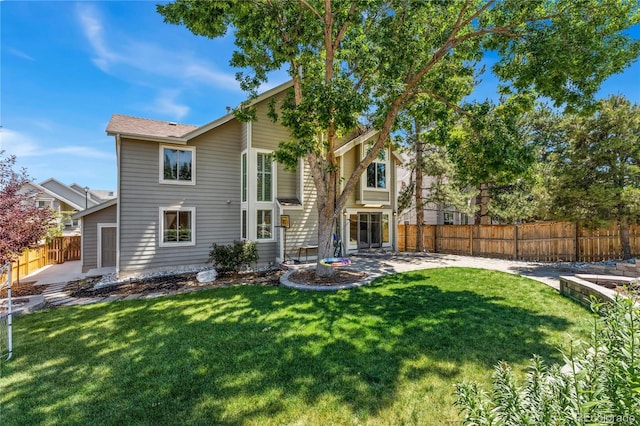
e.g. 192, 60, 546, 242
1, 1, 639, 191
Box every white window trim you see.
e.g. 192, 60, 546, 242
360, 142, 391, 192
362, 144, 389, 192
240, 208, 248, 240
37, 198, 54, 209
344, 208, 394, 251
97, 223, 117, 269
241, 150, 248, 204
256, 208, 275, 242
159, 206, 196, 247
159, 145, 196, 185
255, 149, 275, 203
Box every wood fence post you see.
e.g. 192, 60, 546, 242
404, 222, 408, 252
469, 225, 473, 256
574, 222, 580, 262
434, 225, 439, 253
514, 224, 518, 260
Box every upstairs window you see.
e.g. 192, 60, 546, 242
365, 144, 387, 189
257, 152, 272, 202
161, 146, 195, 184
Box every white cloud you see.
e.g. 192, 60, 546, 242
147, 91, 190, 120
76, 3, 121, 73
75, 3, 241, 91
184, 64, 239, 89
49, 146, 114, 160
0, 128, 112, 160
0, 128, 40, 157
6, 48, 35, 61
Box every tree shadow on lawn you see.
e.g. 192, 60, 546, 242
1, 269, 589, 425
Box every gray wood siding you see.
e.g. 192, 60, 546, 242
81, 204, 117, 272
256, 242, 278, 264
283, 162, 318, 257
251, 95, 291, 151
277, 163, 297, 199
361, 190, 391, 203
342, 147, 360, 209
118, 119, 242, 273
241, 122, 248, 151
281, 208, 318, 259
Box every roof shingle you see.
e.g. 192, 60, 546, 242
106, 114, 199, 138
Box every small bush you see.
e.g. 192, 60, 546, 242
209, 240, 259, 275
454, 293, 640, 425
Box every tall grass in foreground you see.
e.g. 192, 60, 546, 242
0, 268, 592, 425
455, 294, 640, 425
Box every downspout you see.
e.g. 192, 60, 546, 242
115, 134, 121, 277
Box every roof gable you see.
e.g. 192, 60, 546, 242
38, 178, 100, 209
181, 80, 294, 140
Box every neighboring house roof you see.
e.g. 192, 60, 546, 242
88, 189, 117, 200
23, 178, 115, 211
71, 198, 118, 220
39, 177, 101, 209
69, 183, 116, 202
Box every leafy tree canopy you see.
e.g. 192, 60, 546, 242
158, 0, 639, 271
0, 152, 55, 265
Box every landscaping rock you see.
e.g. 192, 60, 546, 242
196, 269, 218, 283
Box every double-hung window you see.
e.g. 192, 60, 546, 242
160, 207, 195, 246
257, 153, 272, 202
241, 152, 247, 202
257, 209, 272, 240
365, 144, 387, 189
161, 146, 195, 184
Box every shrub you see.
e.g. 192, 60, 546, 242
454, 293, 640, 425
209, 240, 259, 275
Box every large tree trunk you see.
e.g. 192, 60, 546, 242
620, 216, 632, 260
475, 182, 491, 225
316, 206, 335, 277
314, 163, 340, 278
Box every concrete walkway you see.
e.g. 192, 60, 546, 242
6, 261, 116, 313
22, 261, 115, 286
9, 253, 574, 313
281, 252, 569, 291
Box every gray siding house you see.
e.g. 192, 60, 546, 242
77, 82, 401, 278
23, 178, 115, 236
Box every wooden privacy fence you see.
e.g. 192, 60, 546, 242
5, 236, 81, 284
398, 222, 640, 262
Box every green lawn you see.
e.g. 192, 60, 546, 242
0, 267, 593, 425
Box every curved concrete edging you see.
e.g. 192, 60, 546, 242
280, 268, 377, 291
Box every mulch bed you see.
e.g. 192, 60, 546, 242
2, 267, 368, 300
0, 281, 44, 298
287, 269, 367, 286
66, 269, 285, 298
